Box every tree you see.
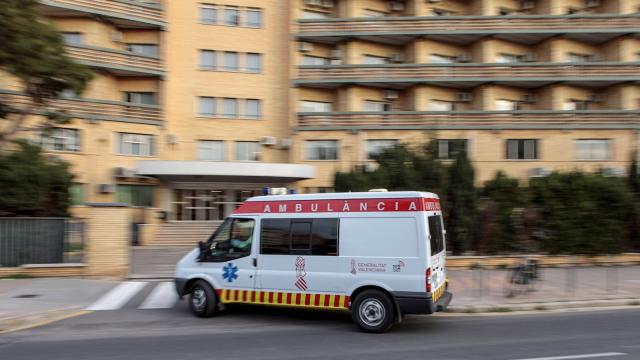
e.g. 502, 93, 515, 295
627, 157, 640, 251
0, 141, 74, 216
480, 171, 526, 253
0, 0, 93, 148
444, 151, 477, 254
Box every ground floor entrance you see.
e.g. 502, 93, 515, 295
171, 188, 262, 221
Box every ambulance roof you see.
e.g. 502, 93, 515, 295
245, 191, 439, 203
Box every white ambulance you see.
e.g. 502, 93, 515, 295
174, 191, 451, 332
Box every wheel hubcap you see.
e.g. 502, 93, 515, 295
359, 299, 385, 327
192, 287, 206, 310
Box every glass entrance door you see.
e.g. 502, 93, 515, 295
172, 189, 262, 221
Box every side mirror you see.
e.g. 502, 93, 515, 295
198, 241, 209, 261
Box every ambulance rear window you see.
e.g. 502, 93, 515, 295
428, 215, 445, 255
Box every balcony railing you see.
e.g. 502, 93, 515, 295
297, 111, 640, 128
0, 90, 162, 125
297, 14, 640, 35
40, 0, 164, 28
66, 45, 163, 76
295, 62, 640, 84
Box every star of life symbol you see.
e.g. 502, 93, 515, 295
392, 260, 405, 272
294, 256, 308, 291
222, 263, 239, 283
350, 259, 357, 275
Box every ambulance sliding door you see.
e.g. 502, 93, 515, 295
257, 218, 339, 293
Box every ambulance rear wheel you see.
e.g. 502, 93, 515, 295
189, 280, 217, 318
352, 290, 395, 333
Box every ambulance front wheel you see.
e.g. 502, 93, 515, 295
189, 280, 217, 318
352, 290, 395, 333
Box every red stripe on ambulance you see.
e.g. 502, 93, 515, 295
233, 197, 440, 214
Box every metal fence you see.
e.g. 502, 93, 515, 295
0, 218, 85, 267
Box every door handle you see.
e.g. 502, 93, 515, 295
253, 258, 257, 267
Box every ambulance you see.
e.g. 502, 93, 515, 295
174, 191, 452, 332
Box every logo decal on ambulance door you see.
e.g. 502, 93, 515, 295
294, 256, 308, 291
222, 263, 239, 283
392, 260, 405, 272
350, 259, 357, 275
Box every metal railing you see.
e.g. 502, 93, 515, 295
0, 218, 85, 267
297, 110, 640, 128
40, 0, 164, 27
66, 45, 163, 76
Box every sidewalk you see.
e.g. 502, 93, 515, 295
447, 266, 640, 312
0, 278, 116, 333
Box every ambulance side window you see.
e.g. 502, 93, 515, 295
260, 218, 338, 256
428, 215, 445, 255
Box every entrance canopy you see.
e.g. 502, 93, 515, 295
136, 161, 316, 183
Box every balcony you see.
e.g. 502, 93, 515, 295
39, 0, 165, 29
296, 111, 640, 130
297, 14, 640, 45
66, 44, 163, 77
295, 62, 640, 88
0, 90, 162, 125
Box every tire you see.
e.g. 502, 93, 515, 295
351, 290, 395, 333
189, 280, 217, 318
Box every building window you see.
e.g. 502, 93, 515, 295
118, 133, 155, 156
198, 97, 216, 116
429, 54, 456, 64
302, 55, 329, 66
366, 139, 398, 160
496, 53, 522, 63
123, 92, 156, 105
245, 99, 261, 119
41, 128, 80, 152
566, 52, 592, 63
299, 100, 332, 112
197, 140, 225, 161
116, 185, 154, 207
199, 50, 216, 70
362, 100, 390, 112
305, 140, 339, 161
301, 10, 329, 19
223, 98, 238, 118
362, 55, 388, 65
575, 139, 611, 161
563, 100, 589, 110
200, 5, 217, 24
224, 51, 239, 71
69, 183, 85, 206
506, 139, 538, 160
246, 53, 262, 73
429, 100, 455, 111
495, 99, 520, 111
60, 32, 83, 45
432, 8, 456, 16
126, 44, 158, 57
362, 9, 387, 17
224, 6, 240, 26
246, 8, 262, 27
438, 139, 468, 160
235, 141, 261, 161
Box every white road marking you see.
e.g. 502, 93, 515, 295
139, 282, 179, 309
512, 352, 627, 360
87, 282, 147, 311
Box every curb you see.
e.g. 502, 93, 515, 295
445, 298, 640, 314
0, 307, 90, 334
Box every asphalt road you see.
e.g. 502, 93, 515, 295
1, 302, 639, 360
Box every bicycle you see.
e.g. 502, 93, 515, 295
503, 258, 540, 298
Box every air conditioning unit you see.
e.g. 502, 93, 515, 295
260, 136, 278, 146
456, 53, 472, 63
321, 0, 334, 8
585, 0, 600, 8
456, 92, 473, 102
329, 49, 342, 59
166, 133, 177, 144
520, 0, 535, 10
603, 167, 624, 177
298, 42, 314, 52
522, 93, 538, 103
98, 184, 116, 194
383, 90, 399, 99
530, 167, 552, 178
280, 138, 292, 150
390, 53, 404, 63
304, 0, 323, 6
389, 1, 405, 11
112, 31, 124, 42
520, 53, 537, 62
589, 94, 604, 103
113, 167, 137, 178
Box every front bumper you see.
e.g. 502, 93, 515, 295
393, 290, 453, 315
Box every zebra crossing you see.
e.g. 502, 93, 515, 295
87, 281, 180, 311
